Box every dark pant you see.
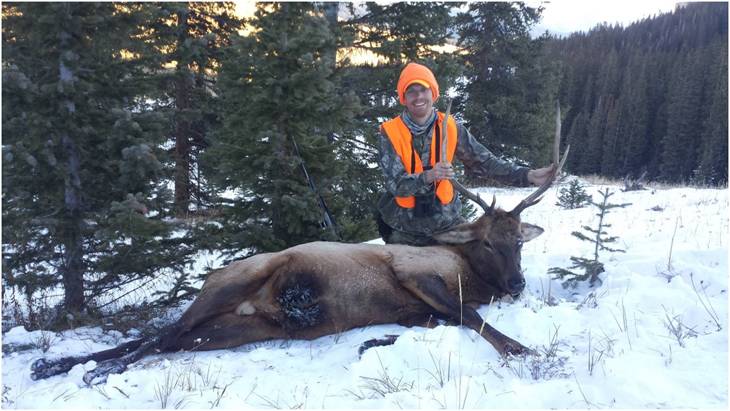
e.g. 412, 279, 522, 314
373, 209, 440, 246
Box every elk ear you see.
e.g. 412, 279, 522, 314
521, 223, 544, 242
433, 218, 488, 244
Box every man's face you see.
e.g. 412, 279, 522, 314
404, 83, 434, 121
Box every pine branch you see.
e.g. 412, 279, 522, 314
599, 245, 626, 253
572, 232, 597, 244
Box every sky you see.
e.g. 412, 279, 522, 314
529, 0, 680, 37
234, 0, 681, 38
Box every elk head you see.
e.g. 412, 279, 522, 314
434, 102, 569, 297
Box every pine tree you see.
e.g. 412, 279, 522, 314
549, 188, 631, 287
660, 48, 704, 183
555, 179, 592, 209
544, 2, 727, 185
694, 38, 728, 185
563, 72, 596, 175
2, 3, 194, 318
140, 3, 242, 216
581, 95, 608, 174
600, 97, 620, 176
206, 3, 361, 259
456, 2, 556, 167
620, 55, 651, 178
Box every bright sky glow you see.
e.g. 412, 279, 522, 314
234, 0, 256, 17
529, 0, 679, 37
233, 1, 682, 38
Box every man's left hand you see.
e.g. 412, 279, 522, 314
527, 164, 557, 186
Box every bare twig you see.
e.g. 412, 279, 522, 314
689, 273, 722, 331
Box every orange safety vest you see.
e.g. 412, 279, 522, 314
381, 112, 458, 208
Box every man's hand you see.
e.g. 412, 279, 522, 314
527, 164, 557, 186
424, 161, 455, 183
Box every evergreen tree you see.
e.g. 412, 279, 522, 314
620, 55, 651, 178
206, 3, 361, 259
549, 188, 631, 287
140, 3, 242, 216
2, 3, 194, 317
694, 37, 728, 185
660, 48, 704, 183
581, 95, 608, 174
545, 2, 727, 185
563, 95, 589, 174
600, 97, 620, 176
555, 179, 592, 209
456, 2, 557, 168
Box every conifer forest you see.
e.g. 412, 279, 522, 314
2, 2, 727, 319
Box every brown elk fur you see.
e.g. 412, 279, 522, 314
30, 209, 544, 385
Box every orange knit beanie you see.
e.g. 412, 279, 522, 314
397, 62, 440, 105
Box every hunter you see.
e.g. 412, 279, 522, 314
376, 62, 555, 245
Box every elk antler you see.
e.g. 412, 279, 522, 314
441, 98, 497, 215
509, 101, 570, 216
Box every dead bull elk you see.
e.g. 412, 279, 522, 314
31, 105, 569, 385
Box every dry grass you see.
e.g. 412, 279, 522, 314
578, 174, 727, 190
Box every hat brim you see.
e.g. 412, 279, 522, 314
405, 79, 431, 91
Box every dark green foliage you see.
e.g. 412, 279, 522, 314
2, 3, 195, 317
456, 3, 559, 169
693, 37, 728, 186
547, 3, 727, 184
550, 188, 631, 287
206, 3, 364, 259
556, 180, 592, 209
138, 3, 242, 216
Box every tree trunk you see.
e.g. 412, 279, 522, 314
321, 2, 338, 71
61, 132, 85, 312
174, 77, 192, 217
174, 7, 192, 217
59, 27, 85, 313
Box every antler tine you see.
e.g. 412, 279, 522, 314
510, 102, 570, 216
452, 179, 496, 215
442, 97, 496, 216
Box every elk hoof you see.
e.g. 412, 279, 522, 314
30, 357, 80, 381
82, 359, 127, 385
30, 358, 52, 380
502, 340, 533, 357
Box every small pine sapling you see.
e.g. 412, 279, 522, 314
550, 188, 631, 288
556, 179, 592, 209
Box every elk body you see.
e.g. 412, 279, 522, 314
31, 106, 568, 385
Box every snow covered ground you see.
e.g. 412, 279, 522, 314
2, 182, 727, 409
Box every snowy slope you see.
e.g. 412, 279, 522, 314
2, 183, 727, 409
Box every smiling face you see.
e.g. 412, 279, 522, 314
404, 83, 435, 124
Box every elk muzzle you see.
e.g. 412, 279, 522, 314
506, 275, 526, 296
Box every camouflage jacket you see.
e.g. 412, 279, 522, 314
378, 116, 531, 237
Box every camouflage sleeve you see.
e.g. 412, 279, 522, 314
455, 123, 531, 187
378, 132, 434, 196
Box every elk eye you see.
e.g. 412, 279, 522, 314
516, 240, 524, 248
483, 241, 494, 250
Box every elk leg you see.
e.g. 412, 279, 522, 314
81, 322, 187, 385
82, 312, 284, 385
30, 337, 146, 381
401, 274, 532, 357
82, 334, 166, 385
166, 313, 287, 351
